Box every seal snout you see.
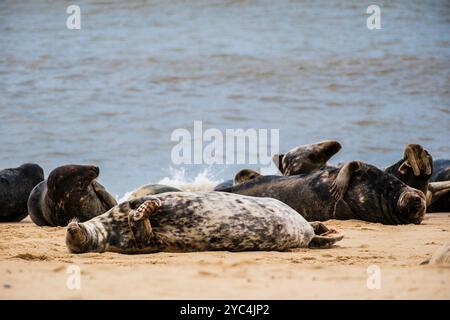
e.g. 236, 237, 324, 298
87, 165, 100, 179
66, 221, 89, 253
398, 189, 426, 224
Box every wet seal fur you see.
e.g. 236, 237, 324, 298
65, 192, 343, 254
28, 164, 117, 226
273, 140, 341, 176
219, 161, 426, 225
0, 163, 44, 222
126, 184, 182, 200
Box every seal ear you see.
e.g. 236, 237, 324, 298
272, 154, 285, 174
308, 222, 344, 248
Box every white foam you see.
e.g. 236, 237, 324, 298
157, 167, 222, 192
117, 167, 223, 203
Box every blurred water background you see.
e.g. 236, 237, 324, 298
1, 0, 449, 197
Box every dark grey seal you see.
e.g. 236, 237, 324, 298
428, 159, 450, 212
219, 161, 426, 225
0, 163, 44, 222
65, 192, 344, 254
28, 164, 117, 227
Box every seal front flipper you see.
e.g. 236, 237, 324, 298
401, 144, 432, 177
329, 161, 361, 200
308, 222, 344, 248
128, 198, 162, 248
91, 180, 118, 209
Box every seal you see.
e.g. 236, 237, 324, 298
65, 192, 344, 254
28, 164, 117, 227
219, 161, 426, 225
421, 242, 450, 266
273, 140, 341, 176
427, 159, 450, 212
0, 163, 44, 222
125, 184, 182, 200
213, 169, 261, 191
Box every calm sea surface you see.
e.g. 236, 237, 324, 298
1, 0, 449, 196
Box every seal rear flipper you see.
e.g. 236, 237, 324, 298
128, 199, 161, 248
329, 161, 361, 200
308, 221, 344, 248
92, 180, 118, 209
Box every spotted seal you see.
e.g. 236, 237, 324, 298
213, 169, 261, 191
421, 242, 450, 266
0, 163, 44, 222
65, 192, 344, 254
219, 161, 426, 225
28, 164, 117, 226
273, 140, 341, 176
125, 184, 182, 200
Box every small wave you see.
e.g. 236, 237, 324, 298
157, 167, 222, 192
117, 167, 223, 203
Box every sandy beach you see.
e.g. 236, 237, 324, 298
0, 214, 449, 300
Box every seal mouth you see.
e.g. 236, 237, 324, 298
397, 189, 426, 224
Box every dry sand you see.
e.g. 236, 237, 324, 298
1, 214, 449, 300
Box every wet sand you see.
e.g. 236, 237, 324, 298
0, 214, 449, 300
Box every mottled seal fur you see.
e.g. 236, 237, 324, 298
213, 169, 261, 191
126, 184, 182, 200
0, 163, 44, 222
421, 242, 450, 266
65, 192, 343, 254
219, 161, 426, 225
273, 140, 341, 176
28, 164, 117, 227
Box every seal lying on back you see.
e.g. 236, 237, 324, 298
125, 184, 182, 200
275, 143, 446, 213
28, 164, 117, 227
0, 163, 44, 222
273, 140, 341, 176
65, 192, 343, 254
219, 161, 426, 225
